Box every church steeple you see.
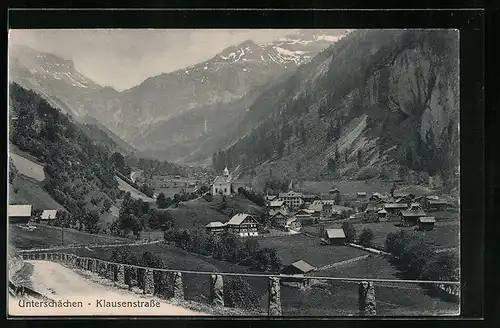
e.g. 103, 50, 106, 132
223, 166, 229, 177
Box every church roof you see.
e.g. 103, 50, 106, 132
213, 176, 231, 184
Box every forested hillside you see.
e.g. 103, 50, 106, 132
9, 83, 121, 232
213, 30, 459, 193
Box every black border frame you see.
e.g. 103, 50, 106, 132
4, 6, 489, 327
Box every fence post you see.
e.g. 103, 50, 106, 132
107, 263, 115, 281
358, 281, 377, 316
144, 269, 154, 295
173, 272, 184, 300
117, 264, 125, 285
210, 274, 225, 307
268, 277, 282, 316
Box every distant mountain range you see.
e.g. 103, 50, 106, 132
9, 29, 459, 192
9, 29, 348, 157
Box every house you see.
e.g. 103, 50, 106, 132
278, 191, 304, 210
321, 201, 353, 218
286, 217, 302, 231
268, 200, 288, 216
384, 203, 408, 214
269, 212, 289, 230
206, 221, 226, 234
8, 205, 32, 224
308, 200, 323, 214
211, 167, 232, 196
323, 228, 346, 245
365, 203, 381, 213
300, 194, 321, 206
40, 210, 57, 223
370, 192, 382, 201
400, 210, 427, 226
427, 199, 449, 212
265, 194, 277, 203
226, 213, 259, 237
295, 209, 314, 219
329, 188, 339, 195
281, 260, 315, 287
418, 217, 436, 231
356, 192, 367, 198
377, 208, 388, 221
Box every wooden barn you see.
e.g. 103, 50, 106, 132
8, 205, 32, 224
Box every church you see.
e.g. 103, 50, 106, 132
212, 166, 232, 196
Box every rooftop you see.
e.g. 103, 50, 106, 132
286, 260, 315, 273
8, 205, 32, 217
269, 200, 285, 207
401, 210, 427, 217
418, 217, 436, 223
384, 203, 408, 209
41, 210, 57, 220
227, 213, 256, 226
325, 228, 346, 239
206, 221, 225, 228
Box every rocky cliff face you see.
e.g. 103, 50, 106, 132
215, 30, 459, 190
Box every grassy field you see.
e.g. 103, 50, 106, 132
305, 220, 460, 250
156, 187, 196, 198
9, 152, 46, 182
297, 255, 459, 316
165, 195, 263, 230
258, 234, 368, 268
9, 176, 66, 211
116, 176, 156, 203
9, 223, 132, 250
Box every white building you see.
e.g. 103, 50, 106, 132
278, 191, 304, 210
212, 167, 232, 196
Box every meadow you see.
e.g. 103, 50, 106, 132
9, 223, 132, 250
116, 176, 156, 203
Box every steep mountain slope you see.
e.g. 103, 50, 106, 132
213, 30, 459, 191
9, 44, 123, 124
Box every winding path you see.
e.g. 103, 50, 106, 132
8, 260, 206, 316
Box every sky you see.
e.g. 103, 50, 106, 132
9, 29, 307, 91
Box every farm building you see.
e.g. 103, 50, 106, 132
8, 205, 32, 224
40, 210, 57, 222
400, 210, 427, 226
365, 203, 381, 213
286, 217, 301, 231
427, 199, 449, 212
377, 208, 388, 221
295, 209, 314, 220
329, 188, 339, 195
323, 228, 347, 245
205, 221, 226, 234
281, 260, 315, 287
384, 203, 408, 214
321, 201, 353, 217
418, 217, 436, 231
212, 167, 232, 196
268, 200, 288, 216
356, 192, 367, 198
278, 191, 304, 210
226, 213, 259, 237
269, 212, 289, 230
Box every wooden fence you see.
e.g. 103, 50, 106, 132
21, 252, 460, 316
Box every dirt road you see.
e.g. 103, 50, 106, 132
9, 260, 207, 316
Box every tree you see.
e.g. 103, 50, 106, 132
358, 228, 374, 247
224, 276, 260, 310
357, 149, 363, 167
327, 158, 336, 172
299, 121, 307, 144
156, 192, 167, 209
341, 222, 356, 242
334, 145, 340, 162
421, 252, 459, 281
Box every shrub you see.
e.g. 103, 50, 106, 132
341, 222, 356, 242
358, 228, 374, 247
224, 276, 260, 310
